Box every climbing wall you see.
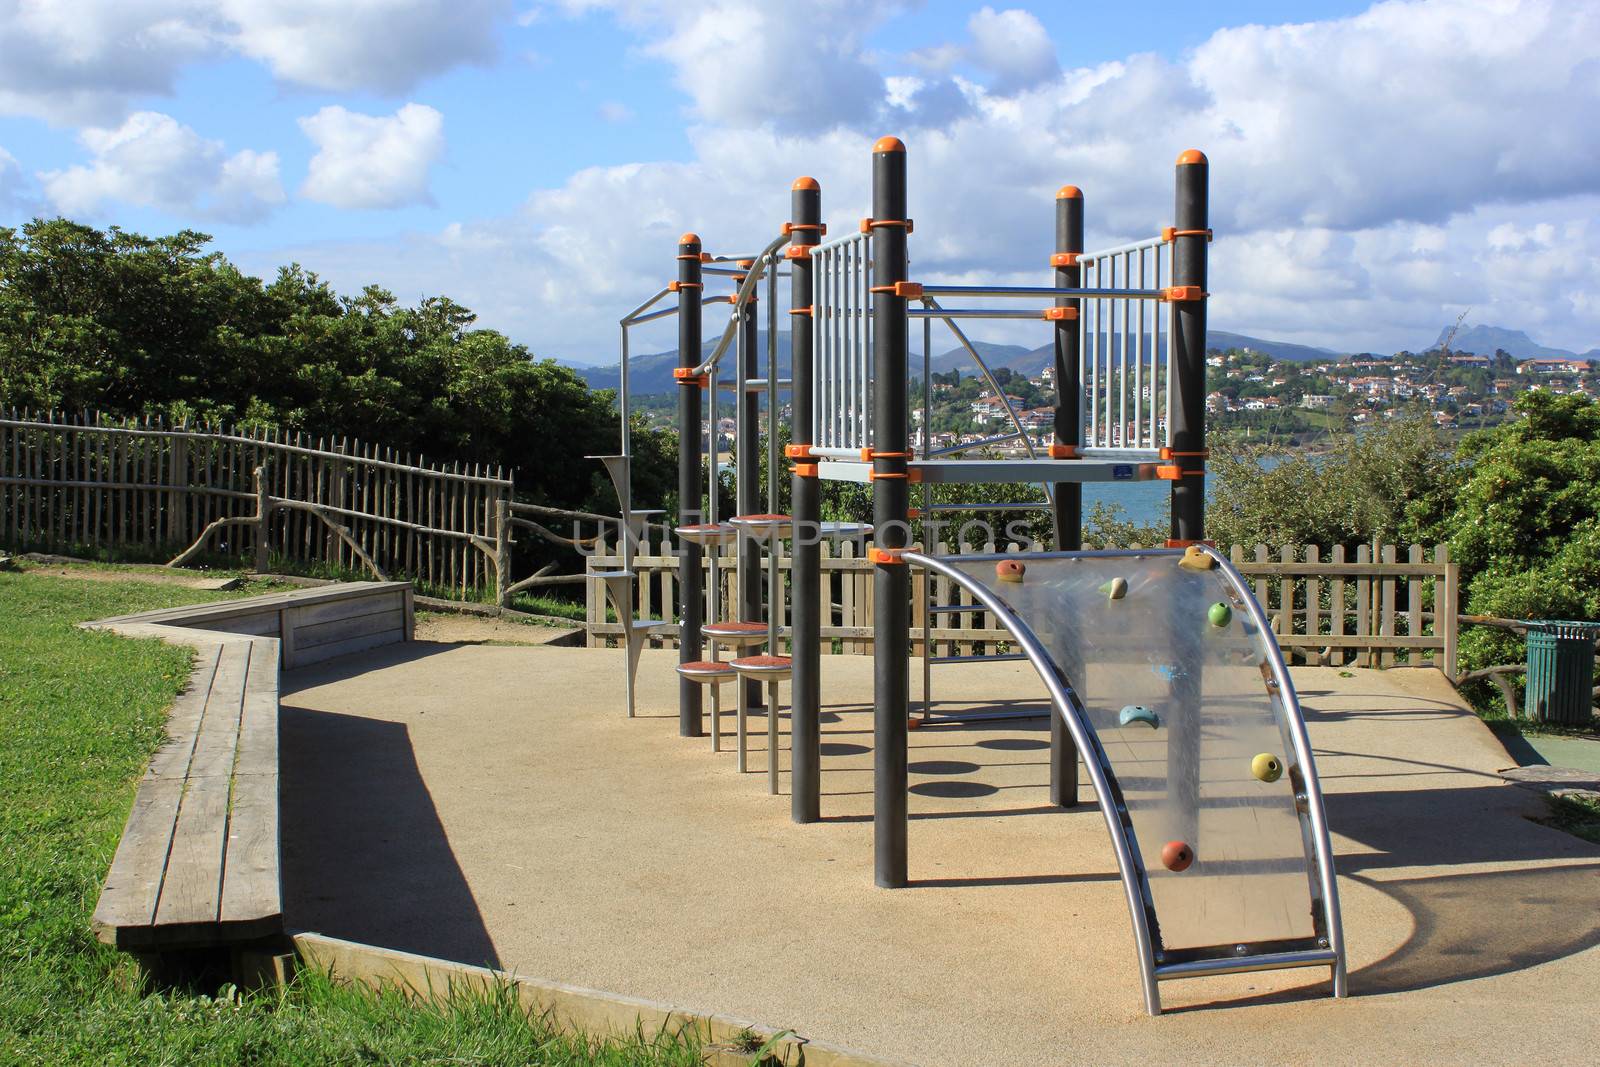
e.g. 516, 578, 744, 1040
952, 550, 1321, 952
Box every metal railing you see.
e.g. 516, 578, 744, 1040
811, 231, 874, 451
1080, 235, 1171, 451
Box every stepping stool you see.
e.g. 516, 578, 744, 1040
730, 654, 792, 795
675, 660, 736, 752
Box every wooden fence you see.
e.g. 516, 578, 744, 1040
0, 410, 597, 600
587, 533, 1458, 677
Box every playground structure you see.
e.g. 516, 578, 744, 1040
593, 138, 1347, 1014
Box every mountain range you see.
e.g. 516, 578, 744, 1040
573, 329, 1345, 393
1428, 324, 1599, 362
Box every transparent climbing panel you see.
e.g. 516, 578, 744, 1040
949, 552, 1321, 951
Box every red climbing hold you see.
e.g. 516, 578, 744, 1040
995, 559, 1026, 584
1161, 840, 1194, 872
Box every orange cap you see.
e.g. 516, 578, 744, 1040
1176, 149, 1208, 166
679, 232, 701, 245
792, 176, 820, 191
1056, 185, 1082, 199
873, 135, 906, 153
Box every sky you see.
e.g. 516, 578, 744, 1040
1, 0, 1598, 366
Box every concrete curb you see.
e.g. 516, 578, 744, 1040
291, 931, 912, 1067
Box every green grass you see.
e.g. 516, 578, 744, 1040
0, 569, 705, 1065
1538, 793, 1600, 846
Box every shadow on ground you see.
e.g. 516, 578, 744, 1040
279, 644, 499, 969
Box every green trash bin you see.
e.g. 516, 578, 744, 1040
1525, 621, 1600, 726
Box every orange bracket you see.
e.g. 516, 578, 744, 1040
792, 462, 819, 478
1165, 538, 1217, 549
869, 469, 922, 483
1156, 464, 1204, 480
783, 245, 812, 261
860, 218, 914, 234
672, 368, 708, 387
1050, 252, 1081, 268
1161, 227, 1214, 243
787, 306, 813, 316
1159, 286, 1207, 302
784, 444, 814, 459
782, 222, 827, 236
667, 281, 703, 293
736, 259, 755, 268
1043, 307, 1079, 321
868, 547, 906, 565
1048, 444, 1080, 459
867, 449, 910, 460
870, 281, 923, 298
1159, 447, 1210, 460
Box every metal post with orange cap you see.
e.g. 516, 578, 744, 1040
870, 136, 911, 888
1169, 150, 1208, 543
1049, 187, 1083, 808
677, 233, 705, 737
789, 176, 824, 824
1168, 149, 1209, 843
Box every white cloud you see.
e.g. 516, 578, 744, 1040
299, 103, 446, 210
243, 0, 1600, 358
38, 111, 284, 223
218, 0, 508, 94
597, 101, 634, 123
0, 1, 510, 124
967, 7, 1059, 95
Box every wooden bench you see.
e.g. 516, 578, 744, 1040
83, 581, 413, 953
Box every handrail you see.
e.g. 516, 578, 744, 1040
690, 231, 793, 376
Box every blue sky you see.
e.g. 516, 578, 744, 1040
2, 1, 1597, 364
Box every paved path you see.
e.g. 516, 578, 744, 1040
280, 645, 1600, 1065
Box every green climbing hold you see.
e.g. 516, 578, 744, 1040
1251, 752, 1284, 783
1208, 601, 1232, 627
1100, 576, 1129, 600
1119, 705, 1159, 729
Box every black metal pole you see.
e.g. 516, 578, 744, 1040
676, 233, 705, 737
737, 260, 762, 710
1169, 150, 1208, 543
1049, 187, 1082, 809
1168, 150, 1209, 846
789, 177, 823, 824
871, 136, 910, 888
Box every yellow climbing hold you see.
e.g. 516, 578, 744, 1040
1178, 544, 1214, 571
1252, 752, 1284, 783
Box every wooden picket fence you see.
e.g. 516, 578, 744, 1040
0, 410, 518, 596
587, 533, 1458, 677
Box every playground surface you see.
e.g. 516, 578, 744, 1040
279, 643, 1600, 1065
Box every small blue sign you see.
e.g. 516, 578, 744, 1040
1112, 464, 1134, 480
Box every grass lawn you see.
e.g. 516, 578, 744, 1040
0, 568, 705, 1065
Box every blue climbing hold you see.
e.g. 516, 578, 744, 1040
1119, 705, 1160, 729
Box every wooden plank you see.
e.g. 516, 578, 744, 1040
1330, 544, 1346, 660
190, 613, 281, 638
1438, 545, 1458, 681
289, 589, 403, 627
1354, 544, 1371, 667
1231, 562, 1446, 577
219, 770, 281, 928
1380, 543, 1397, 668
152, 774, 229, 928
1254, 544, 1270, 610
187, 640, 249, 779
91, 777, 185, 941
1305, 545, 1322, 663
145, 643, 223, 780
293, 607, 404, 648
1278, 545, 1293, 636
289, 626, 405, 666
1407, 544, 1424, 666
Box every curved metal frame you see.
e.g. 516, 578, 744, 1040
902, 545, 1347, 1014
